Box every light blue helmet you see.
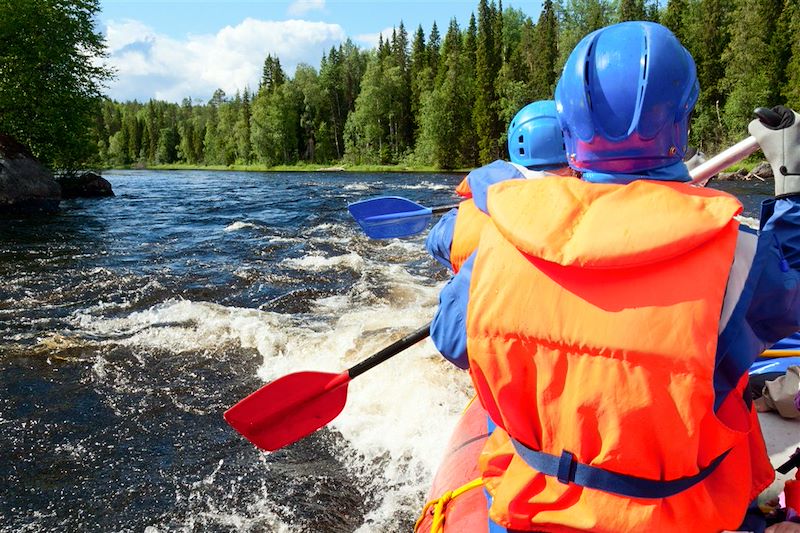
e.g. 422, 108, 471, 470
507, 100, 568, 170
554, 21, 699, 173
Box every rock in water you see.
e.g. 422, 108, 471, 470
60, 171, 115, 199
0, 134, 61, 214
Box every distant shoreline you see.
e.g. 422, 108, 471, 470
102, 163, 469, 174
100, 156, 766, 176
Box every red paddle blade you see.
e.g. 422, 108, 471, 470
224, 370, 350, 451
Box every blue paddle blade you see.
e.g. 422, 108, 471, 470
348, 196, 434, 239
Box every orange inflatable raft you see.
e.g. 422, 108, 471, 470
415, 398, 491, 533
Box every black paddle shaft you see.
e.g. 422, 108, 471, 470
431, 205, 460, 215
347, 323, 432, 379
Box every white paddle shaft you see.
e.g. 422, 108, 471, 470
689, 136, 760, 185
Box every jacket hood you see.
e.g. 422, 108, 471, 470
487, 177, 742, 268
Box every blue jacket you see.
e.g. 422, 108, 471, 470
429, 174, 800, 405
426, 160, 525, 272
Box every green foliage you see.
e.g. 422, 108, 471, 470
260, 55, 286, 93
683, 0, 732, 151
0, 0, 114, 173
85, 0, 800, 171
661, 0, 689, 41
783, 0, 800, 107
722, 0, 784, 141
415, 17, 477, 168
618, 0, 646, 21
474, 0, 503, 164
557, 0, 613, 69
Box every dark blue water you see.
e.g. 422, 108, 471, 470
0, 170, 772, 532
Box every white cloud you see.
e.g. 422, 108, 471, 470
105, 19, 156, 53
102, 17, 346, 103
287, 0, 325, 16
354, 26, 396, 49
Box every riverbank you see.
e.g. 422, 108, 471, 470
102, 154, 767, 176
105, 162, 467, 174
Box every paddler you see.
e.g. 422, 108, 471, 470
429, 20, 800, 532
425, 100, 572, 280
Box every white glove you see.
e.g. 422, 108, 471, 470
748, 105, 800, 198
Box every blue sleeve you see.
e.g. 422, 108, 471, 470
430, 253, 475, 369
714, 197, 800, 409
467, 160, 525, 214
425, 208, 457, 270
748, 197, 800, 342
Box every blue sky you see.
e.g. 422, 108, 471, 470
97, 0, 543, 103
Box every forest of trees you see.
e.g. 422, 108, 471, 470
1, 0, 113, 172
91, 0, 800, 171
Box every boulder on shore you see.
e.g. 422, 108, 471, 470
716, 168, 751, 181
716, 161, 773, 182
60, 171, 114, 199
0, 134, 61, 214
751, 162, 773, 180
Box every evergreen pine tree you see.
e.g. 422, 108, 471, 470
722, 0, 782, 140
392, 22, 413, 150
475, 0, 503, 163
532, 0, 559, 98
410, 25, 428, 132
783, 0, 800, 107
661, 0, 688, 42
618, 0, 646, 21
428, 22, 442, 80
235, 88, 252, 163
683, 0, 731, 149
557, 0, 613, 68
772, 0, 796, 106
495, 0, 506, 62
260, 55, 286, 94
463, 13, 480, 165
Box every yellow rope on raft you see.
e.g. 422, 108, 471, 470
414, 477, 484, 533
761, 350, 800, 357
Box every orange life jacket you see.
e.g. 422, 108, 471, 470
466, 177, 775, 532
450, 199, 488, 274
455, 177, 472, 198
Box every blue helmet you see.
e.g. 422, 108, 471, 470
554, 21, 699, 173
508, 100, 568, 170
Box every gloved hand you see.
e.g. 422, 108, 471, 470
748, 105, 800, 198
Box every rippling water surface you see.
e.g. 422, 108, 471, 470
0, 170, 772, 532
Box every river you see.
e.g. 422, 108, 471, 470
0, 170, 773, 532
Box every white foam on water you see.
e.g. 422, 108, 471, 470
265, 236, 299, 244
72, 267, 471, 529
343, 183, 374, 191
76, 299, 295, 360
395, 181, 455, 191
224, 221, 262, 232
281, 252, 365, 272
250, 283, 473, 530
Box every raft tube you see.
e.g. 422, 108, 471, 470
415, 348, 798, 533
415, 398, 491, 533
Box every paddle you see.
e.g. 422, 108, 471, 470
349, 137, 762, 240
224, 323, 431, 451
348, 196, 458, 239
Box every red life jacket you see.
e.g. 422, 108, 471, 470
466, 177, 774, 532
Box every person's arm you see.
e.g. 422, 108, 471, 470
425, 208, 457, 270
427, 161, 523, 270
746, 106, 800, 343
430, 253, 475, 369
714, 108, 800, 405
467, 160, 524, 214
